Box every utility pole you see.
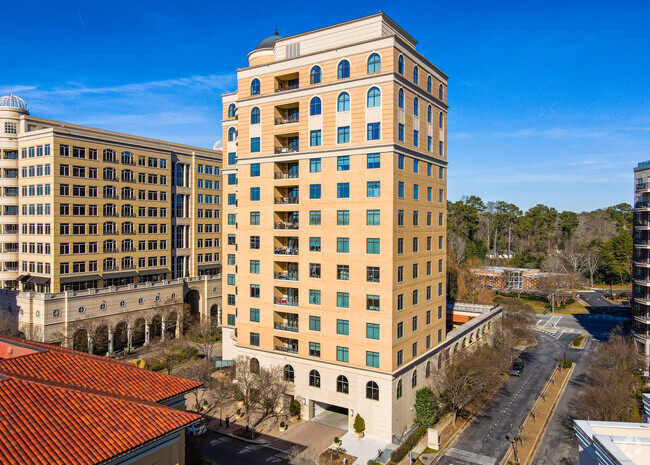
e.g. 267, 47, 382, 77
508, 222, 513, 257
494, 226, 499, 259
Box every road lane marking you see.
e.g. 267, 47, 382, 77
446, 448, 497, 465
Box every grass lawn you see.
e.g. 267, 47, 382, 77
493, 296, 589, 314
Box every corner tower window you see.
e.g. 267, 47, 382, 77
251, 78, 260, 96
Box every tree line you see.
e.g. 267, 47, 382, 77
447, 196, 633, 287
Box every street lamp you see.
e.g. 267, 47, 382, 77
505, 434, 520, 463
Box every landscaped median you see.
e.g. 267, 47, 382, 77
501, 360, 575, 465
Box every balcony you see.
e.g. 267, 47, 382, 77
276, 83, 299, 93
103, 266, 119, 272
275, 145, 299, 154
274, 246, 298, 256
636, 239, 650, 248
636, 297, 650, 305
637, 183, 650, 192
103, 175, 119, 182
274, 271, 298, 281
274, 170, 299, 179
103, 248, 119, 254
275, 115, 299, 125
274, 221, 299, 230
274, 296, 298, 307
635, 201, 650, 210
275, 343, 299, 354
103, 194, 119, 200
275, 196, 299, 205
635, 259, 650, 268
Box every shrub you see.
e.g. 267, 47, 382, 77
334, 436, 340, 444
353, 414, 365, 432
289, 399, 301, 417
414, 386, 439, 428
390, 426, 427, 463
179, 346, 199, 359
560, 358, 573, 369
280, 421, 285, 428
368, 461, 380, 465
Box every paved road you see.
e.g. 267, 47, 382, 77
531, 337, 597, 465
576, 290, 631, 317
436, 331, 575, 465
534, 313, 623, 341
197, 430, 289, 465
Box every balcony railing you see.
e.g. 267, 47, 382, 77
636, 220, 650, 227
274, 197, 299, 205
122, 247, 136, 253
275, 116, 299, 125
274, 272, 298, 281
274, 246, 298, 255
275, 145, 299, 154
122, 195, 136, 201
637, 183, 650, 191
276, 84, 299, 93
2, 267, 18, 272
103, 194, 119, 199
274, 296, 298, 306
274, 322, 299, 332
103, 248, 119, 253
103, 266, 119, 272
274, 171, 299, 179
103, 175, 119, 182
121, 264, 136, 270
636, 202, 650, 209
275, 345, 299, 353
274, 221, 299, 230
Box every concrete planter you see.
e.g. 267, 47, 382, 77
354, 430, 364, 439
279, 425, 286, 432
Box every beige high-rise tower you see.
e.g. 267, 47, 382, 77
221, 13, 448, 441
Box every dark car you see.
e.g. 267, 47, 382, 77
510, 361, 525, 376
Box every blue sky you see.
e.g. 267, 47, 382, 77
4, 0, 649, 212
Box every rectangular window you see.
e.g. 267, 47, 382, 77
397, 266, 404, 283
367, 122, 381, 140
309, 210, 321, 225
367, 266, 380, 283
337, 182, 349, 198
398, 182, 404, 198
337, 237, 349, 253
309, 342, 321, 357
250, 211, 260, 225
413, 237, 419, 253
250, 163, 260, 177
438, 305, 443, 320
413, 130, 419, 147
366, 323, 380, 340
309, 315, 321, 331
398, 154, 404, 169
397, 322, 404, 339
397, 350, 403, 366
250, 308, 260, 322
337, 292, 349, 308
336, 346, 349, 363
228, 152, 236, 165
367, 209, 380, 225
412, 342, 418, 358
337, 210, 350, 225
413, 263, 419, 279
439, 141, 444, 156
426, 310, 432, 325
413, 211, 419, 226
250, 236, 260, 249
439, 189, 444, 203
438, 282, 444, 296
397, 293, 403, 311
250, 332, 260, 346
366, 351, 379, 368
336, 319, 349, 335
309, 237, 321, 252
439, 166, 444, 179
397, 238, 404, 254
250, 187, 260, 201
309, 184, 321, 199
397, 209, 404, 226
309, 289, 321, 305
310, 130, 322, 146
310, 158, 321, 172
337, 155, 350, 171
227, 274, 236, 285
427, 136, 432, 151
367, 294, 380, 311
250, 137, 260, 152
337, 264, 349, 280
228, 173, 237, 185
309, 263, 321, 278
427, 187, 432, 202
366, 238, 380, 254
250, 260, 260, 274
438, 329, 443, 342
250, 284, 260, 298
367, 181, 380, 197
227, 314, 236, 326
337, 126, 350, 143
367, 153, 380, 169
398, 123, 404, 141
414, 184, 419, 200
427, 285, 432, 300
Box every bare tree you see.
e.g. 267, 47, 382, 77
0, 308, 19, 336
448, 232, 466, 265
564, 250, 587, 275
186, 318, 221, 361
257, 364, 292, 417
584, 251, 600, 287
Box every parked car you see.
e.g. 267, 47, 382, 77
187, 419, 207, 436
510, 361, 525, 376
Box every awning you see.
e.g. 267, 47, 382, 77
59, 274, 102, 284
138, 268, 170, 276
26, 276, 51, 285
198, 264, 221, 271
16, 275, 29, 282
102, 271, 139, 279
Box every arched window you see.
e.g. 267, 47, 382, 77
310, 65, 321, 84
367, 87, 381, 108
367, 53, 381, 73
228, 127, 237, 141
411, 370, 417, 387
398, 55, 404, 74
398, 89, 404, 109
396, 379, 403, 399
337, 92, 350, 112
250, 78, 260, 96
427, 105, 432, 123
439, 111, 443, 129
310, 97, 322, 116
425, 361, 431, 378
121, 256, 133, 269
251, 107, 260, 124
366, 381, 379, 400
439, 83, 443, 101
309, 369, 321, 387
413, 97, 419, 117
337, 60, 350, 79
427, 75, 432, 93
284, 364, 295, 382
250, 358, 260, 374
413, 65, 419, 84
228, 103, 236, 118
103, 257, 116, 271
336, 375, 349, 394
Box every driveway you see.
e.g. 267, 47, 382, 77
277, 420, 346, 460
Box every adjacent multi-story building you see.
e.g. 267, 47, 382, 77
221, 14, 449, 441
0, 94, 222, 350
633, 162, 650, 374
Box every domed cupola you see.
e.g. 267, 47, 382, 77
0, 94, 29, 114
248, 30, 284, 67
255, 29, 284, 50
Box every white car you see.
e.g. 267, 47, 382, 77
188, 420, 207, 436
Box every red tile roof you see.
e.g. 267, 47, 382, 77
0, 335, 202, 403
0, 375, 200, 465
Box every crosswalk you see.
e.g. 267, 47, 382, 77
445, 448, 497, 465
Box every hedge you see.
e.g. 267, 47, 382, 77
390, 426, 427, 463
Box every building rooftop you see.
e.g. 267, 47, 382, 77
256, 29, 284, 49
0, 335, 202, 403
575, 419, 650, 465
0, 94, 28, 112
0, 335, 202, 465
